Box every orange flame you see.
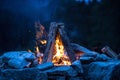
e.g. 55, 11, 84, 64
40, 40, 47, 45
52, 33, 71, 66
35, 46, 43, 64
36, 46, 40, 53
34, 22, 47, 64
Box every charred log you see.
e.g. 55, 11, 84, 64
101, 46, 118, 59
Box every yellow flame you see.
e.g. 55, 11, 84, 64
52, 33, 71, 66
35, 46, 43, 64
40, 40, 47, 45
36, 46, 40, 53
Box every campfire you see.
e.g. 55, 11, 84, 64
33, 22, 76, 66
42, 22, 76, 66
0, 22, 120, 80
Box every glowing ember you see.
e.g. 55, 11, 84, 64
35, 46, 43, 64
52, 33, 71, 66
40, 40, 47, 45
36, 46, 40, 53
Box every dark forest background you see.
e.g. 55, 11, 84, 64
0, 0, 120, 55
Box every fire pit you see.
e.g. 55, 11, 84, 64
0, 22, 120, 80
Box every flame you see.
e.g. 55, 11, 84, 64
52, 33, 71, 66
35, 46, 43, 64
36, 46, 40, 53
34, 22, 47, 64
40, 40, 47, 45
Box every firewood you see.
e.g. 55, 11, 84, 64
58, 23, 76, 62
43, 22, 76, 63
101, 46, 118, 58
42, 22, 57, 63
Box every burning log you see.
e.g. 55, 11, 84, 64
43, 22, 76, 66
101, 46, 118, 59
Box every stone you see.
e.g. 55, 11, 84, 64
83, 60, 120, 80
8, 57, 30, 69
1, 68, 48, 80
81, 51, 98, 58
110, 63, 120, 80
71, 60, 84, 74
36, 62, 54, 70
95, 54, 111, 61
71, 43, 98, 58
21, 52, 36, 61
2, 51, 36, 61
31, 58, 39, 67
2, 51, 23, 59
1, 51, 36, 68
0, 57, 4, 68
80, 57, 94, 64
46, 66, 78, 77
71, 43, 93, 53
